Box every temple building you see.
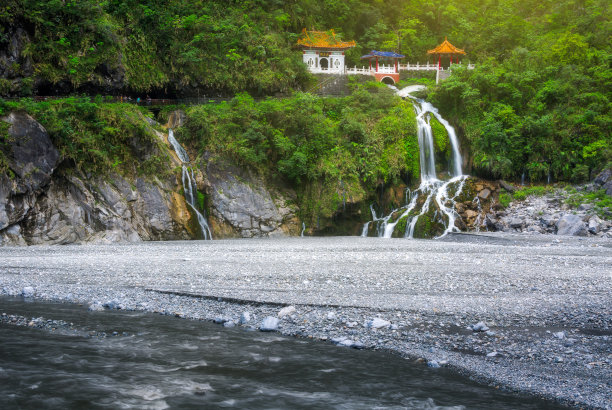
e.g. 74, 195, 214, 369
297, 29, 356, 73
427, 37, 466, 70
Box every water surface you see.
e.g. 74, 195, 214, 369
0, 297, 563, 409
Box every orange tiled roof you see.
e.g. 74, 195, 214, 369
297, 28, 356, 50
427, 37, 466, 55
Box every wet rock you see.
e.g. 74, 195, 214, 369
240, 311, 251, 324
556, 214, 588, 236
88, 302, 105, 311
103, 300, 121, 310
427, 360, 441, 368
21, 286, 35, 297
260, 316, 280, 332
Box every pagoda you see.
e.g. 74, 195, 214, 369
427, 37, 466, 70
297, 29, 356, 73
360, 50, 405, 84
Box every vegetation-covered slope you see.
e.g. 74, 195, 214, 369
1, 0, 610, 183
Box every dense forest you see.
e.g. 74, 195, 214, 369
0, 0, 610, 183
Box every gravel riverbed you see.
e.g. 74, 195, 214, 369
1, 234, 610, 408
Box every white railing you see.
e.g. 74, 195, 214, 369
310, 62, 476, 77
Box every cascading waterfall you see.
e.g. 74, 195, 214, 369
168, 129, 213, 240
361, 85, 468, 239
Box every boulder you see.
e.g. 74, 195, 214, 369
588, 216, 602, 235
556, 214, 588, 236
1, 112, 60, 231
478, 188, 491, 200
593, 169, 611, 186
206, 157, 298, 237
498, 180, 516, 193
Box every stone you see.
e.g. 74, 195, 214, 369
21, 286, 35, 297
471, 321, 489, 332
478, 188, 491, 200
509, 218, 523, 229
553, 331, 566, 340
278, 305, 296, 318
223, 321, 236, 328
427, 360, 441, 368
593, 169, 611, 186
260, 316, 280, 332
577, 203, 593, 212
327, 312, 336, 320
588, 216, 602, 234
239, 311, 251, 324
88, 302, 105, 311
487, 351, 499, 357
103, 300, 121, 310
366, 318, 391, 329
499, 180, 516, 193
556, 214, 588, 236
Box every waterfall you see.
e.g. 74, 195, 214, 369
361, 85, 467, 239
167, 129, 213, 240
301, 222, 306, 237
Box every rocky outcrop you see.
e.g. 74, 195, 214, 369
593, 168, 612, 196
203, 156, 299, 238
484, 187, 611, 237
0, 112, 60, 231
0, 27, 33, 95
16, 174, 191, 245
0, 112, 193, 245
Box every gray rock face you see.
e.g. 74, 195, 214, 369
593, 169, 612, 196
556, 214, 587, 236
206, 157, 298, 238
0, 112, 60, 231
0, 112, 192, 246
19, 174, 190, 245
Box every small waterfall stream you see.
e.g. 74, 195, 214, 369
168, 129, 213, 240
361, 85, 467, 239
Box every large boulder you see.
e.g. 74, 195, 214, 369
205, 157, 298, 238
556, 214, 588, 236
0, 112, 60, 231
594, 169, 612, 196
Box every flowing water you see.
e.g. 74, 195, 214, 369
168, 129, 212, 240
0, 297, 560, 409
362, 85, 468, 239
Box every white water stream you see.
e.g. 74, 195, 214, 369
361, 85, 467, 239
168, 129, 212, 240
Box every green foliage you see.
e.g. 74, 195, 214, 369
511, 185, 556, 202
196, 190, 206, 211
565, 189, 612, 219
0, 97, 168, 176
179, 86, 419, 222
498, 192, 512, 208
